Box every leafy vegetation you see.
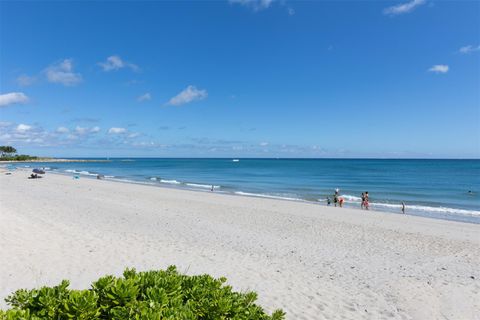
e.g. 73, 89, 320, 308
0, 146, 37, 161
0, 267, 285, 319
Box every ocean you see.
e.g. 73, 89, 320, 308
11, 158, 480, 224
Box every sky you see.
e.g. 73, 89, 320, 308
0, 0, 479, 158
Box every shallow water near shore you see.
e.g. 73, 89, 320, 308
6, 158, 480, 223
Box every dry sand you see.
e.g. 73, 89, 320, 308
0, 170, 479, 319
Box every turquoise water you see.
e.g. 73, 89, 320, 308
10, 158, 480, 223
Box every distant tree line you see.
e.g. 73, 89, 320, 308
0, 146, 37, 161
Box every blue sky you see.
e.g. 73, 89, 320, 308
0, 0, 479, 158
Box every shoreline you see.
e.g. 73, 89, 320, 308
1, 170, 479, 318
8, 166, 479, 224
0, 158, 111, 163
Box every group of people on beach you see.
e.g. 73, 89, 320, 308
361, 192, 369, 210
327, 189, 369, 209
327, 188, 407, 214
326, 188, 345, 207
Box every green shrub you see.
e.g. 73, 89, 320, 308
1, 267, 285, 319
13, 155, 38, 161
0, 155, 38, 161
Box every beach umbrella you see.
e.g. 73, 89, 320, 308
32, 168, 45, 174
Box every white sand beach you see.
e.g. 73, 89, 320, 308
0, 170, 479, 319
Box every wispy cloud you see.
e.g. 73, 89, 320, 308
137, 93, 152, 102
0, 122, 147, 149
229, 0, 275, 11
45, 59, 82, 86
108, 127, 127, 134
168, 85, 207, 106
98, 55, 139, 72
383, 0, 425, 15
55, 126, 70, 134
0, 123, 50, 146
0, 92, 29, 107
459, 45, 480, 54
16, 124, 32, 133
16, 75, 37, 87
61, 126, 100, 142
127, 132, 140, 138
90, 126, 101, 133
74, 126, 89, 135
428, 64, 449, 74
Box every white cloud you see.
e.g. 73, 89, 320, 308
260, 142, 269, 146
127, 132, 140, 138
229, 0, 274, 11
168, 85, 208, 106
66, 134, 78, 140
383, 0, 425, 15
45, 59, 82, 86
0, 92, 29, 107
98, 55, 139, 72
137, 93, 151, 102
56, 126, 69, 134
16, 75, 36, 86
287, 7, 295, 15
16, 124, 32, 133
0, 121, 153, 149
64, 126, 99, 136
75, 126, 89, 135
108, 127, 127, 134
428, 64, 449, 74
90, 126, 101, 133
459, 45, 480, 54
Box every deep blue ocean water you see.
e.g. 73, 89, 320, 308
8, 158, 480, 223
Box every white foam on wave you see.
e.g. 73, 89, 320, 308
186, 183, 220, 189
109, 177, 153, 185
340, 194, 362, 201
148, 177, 181, 185
64, 169, 98, 177
235, 191, 302, 201
340, 194, 480, 217
80, 171, 98, 176
232, 159, 240, 162
374, 203, 480, 216
160, 179, 181, 185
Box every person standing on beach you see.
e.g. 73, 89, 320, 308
333, 189, 339, 207
327, 197, 331, 206
361, 192, 365, 209
364, 192, 369, 210
402, 202, 406, 214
